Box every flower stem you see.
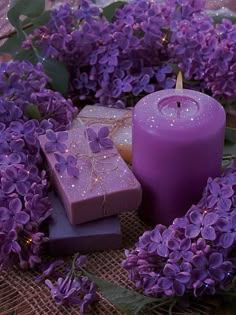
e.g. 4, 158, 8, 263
168, 298, 177, 315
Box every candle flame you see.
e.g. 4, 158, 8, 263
176, 71, 183, 89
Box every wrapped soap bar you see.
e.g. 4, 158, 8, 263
48, 192, 122, 256
39, 127, 141, 225
72, 105, 132, 164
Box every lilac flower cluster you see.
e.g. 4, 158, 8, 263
0, 61, 75, 269
43, 126, 113, 178
87, 126, 113, 153
122, 161, 236, 297
0, 61, 76, 130
40, 255, 97, 314
44, 130, 80, 178
23, 0, 236, 107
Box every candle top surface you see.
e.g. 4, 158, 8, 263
134, 89, 225, 138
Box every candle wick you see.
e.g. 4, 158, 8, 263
177, 101, 181, 108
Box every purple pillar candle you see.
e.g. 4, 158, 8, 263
132, 89, 226, 226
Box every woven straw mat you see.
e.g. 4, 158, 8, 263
0, 211, 153, 315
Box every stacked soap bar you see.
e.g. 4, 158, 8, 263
72, 105, 132, 164
39, 127, 141, 225
48, 192, 122, 256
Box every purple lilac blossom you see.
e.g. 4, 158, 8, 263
0, 0, 235, 303
0, 61, 75, 269
44, 254, 97, 314
44, 130, 68, 153
22, 0, 236, 106
0, 198, 30, 230
54, 153, 79, 178
87, 127, 113, 153
45, 275, 97, 313
185, 208, 218, 240
123, 160, 236, 297
206, 179, 234, 211
35, 259, 64, 283
1, 166, 31, 196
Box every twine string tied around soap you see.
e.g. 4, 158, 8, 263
77, 109, 132, 140
69, 125, 119, 217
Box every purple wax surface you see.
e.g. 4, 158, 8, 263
39, 126, 142, 224
48, 191, 122, 256
133, 89, 226, 226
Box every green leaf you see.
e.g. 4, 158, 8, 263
25, 104, 42, 119
183, 79, 201, 86
7, 0, 45, 38
0, 11, 50, 58
42, 58, 69, 96
14, 48, 38, 64
168, 63, 179, 74
32, 10, 50, 27
0, 34, 22, 56
0, 17, 32, 56
102, 1, 126, 22
82, 270, 158, 315
225, 127, 236, 144
211, 14, 236, 25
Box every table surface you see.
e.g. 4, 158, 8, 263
0, 1, 235, 315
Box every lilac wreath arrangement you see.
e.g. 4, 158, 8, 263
0, 0, 235, 314
0, 61, 76, 268
20, 0, 236, 109
123, 165, 236, 298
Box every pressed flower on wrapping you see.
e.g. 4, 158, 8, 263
44, 130, 68, 153
87, 127, 113, 153
54, 153, 79, 178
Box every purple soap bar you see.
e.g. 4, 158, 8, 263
48, 192, 122, 256
39, 127, 142, 224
